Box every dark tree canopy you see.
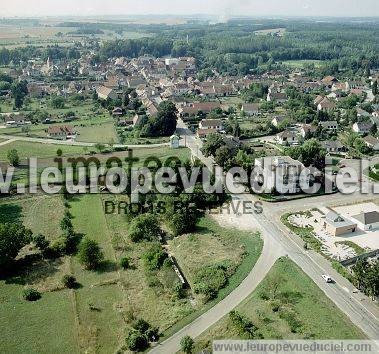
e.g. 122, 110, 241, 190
0, 223, 32, 268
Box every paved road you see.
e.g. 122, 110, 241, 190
150, 121, 379, 353
0, 134, 169, 149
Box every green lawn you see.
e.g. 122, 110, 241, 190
193, 257, 365, 353
0, 141, 86, 160
0, 285, 80, 354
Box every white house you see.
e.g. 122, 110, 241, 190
276, 130, 299, 145
321, 140, 346, 154
267, 92, 288, 103
170, 134, 180, 149
5, 114, 31, 127
254, 156, 309, 194
96, 85, 118, 100
199, 119, 223, 131
320, 120, 338, 132
317, 98, 336, 112
271, 116, 286, 127
351, 211, 379, 231
299, 124, 317, 138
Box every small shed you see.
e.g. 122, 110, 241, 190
170, 134, 180, 149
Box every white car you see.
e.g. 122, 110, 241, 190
322, 274, 333, 283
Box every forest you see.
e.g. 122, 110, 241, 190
0, 18, 378, 77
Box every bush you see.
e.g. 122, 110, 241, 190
126, 331, 148, 352
193, 264, 228, 301
120, 257, 130, 269
132, 318, 150, 333
46, 237, 66, 257
180, 335, 194, 354
141, 244, 167, 271
125, 317, 158, 350
77, 238, 104, 270
62, 274, 77, 289
33, 234, 50, 252
172, 282, 185, 299
229, 310, 258, 339
128, 214, 161, 242
278, 309, 302, 333
22, 288, 41, 301
7, 149, 20, 167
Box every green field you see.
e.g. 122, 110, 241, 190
0, 192, 261, 353
193, 257, 365, 352
0, 142, 189, 162
0, 194, 65, 239
281, 60, 325, 69
0, 141, 85, 160
75, 121, 117, 143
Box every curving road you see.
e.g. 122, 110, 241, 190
149, 120, 379, 353
150, 196, 285, 354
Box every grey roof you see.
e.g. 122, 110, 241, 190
325, 211, 356, 228
352, 211, 379, 225
321, 140, 344, 149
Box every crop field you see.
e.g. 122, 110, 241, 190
0, 24, 152, 48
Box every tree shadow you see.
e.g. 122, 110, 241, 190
0, 203, 23, 223
1, 254, 64, 286
96, 260, 119, 274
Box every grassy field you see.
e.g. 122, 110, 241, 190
0, 195, 79, 353
0, 194, 65, 239
281, 60, 325, 69
75, 121, 117, 143
0, 285, 80, 353
0, 142, 189, 162
193, 257, 365, 352
163, 218, 262, 338
0, 192, 260, 353
0, 141, 86, 160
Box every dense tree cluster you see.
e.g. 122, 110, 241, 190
140, 101, 178, 137
352, 259, 379, 299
